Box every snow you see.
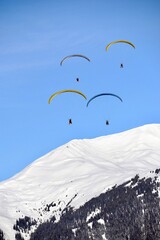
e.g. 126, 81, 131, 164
88, 222, 93, 229
0, 123, 160, 239
72, 228, 78, 237
98, 218, 105, 225
86, 208, 101, 222
102, 233, 107, 240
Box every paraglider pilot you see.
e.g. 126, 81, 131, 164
120, 63, 123, 68
106, 120, 109, 125
69, 119, 72, 125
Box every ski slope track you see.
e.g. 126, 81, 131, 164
0, 124, 160, 239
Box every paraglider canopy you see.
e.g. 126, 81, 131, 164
106, 40, 135, 51
86, 93, 123, 107
48, 89, 87, 104
60, 54, 91, 66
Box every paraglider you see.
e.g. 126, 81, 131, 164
86, 93, 123, 107
48, 89, 87, 104
60, 54, 91, 66
120, 63, 124, 68
106, 40, 135, 51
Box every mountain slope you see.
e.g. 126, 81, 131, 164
30, 172, 160, 240
0, 124, 160, 239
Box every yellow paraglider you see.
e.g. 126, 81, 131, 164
48, 90, 87, 104
106, 40, 135, 51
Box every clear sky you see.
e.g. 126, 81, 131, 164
0, 0, 160, 181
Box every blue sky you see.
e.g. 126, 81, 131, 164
0, 0, 160, 181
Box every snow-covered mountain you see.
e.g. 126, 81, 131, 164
0, 124, 160, 240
